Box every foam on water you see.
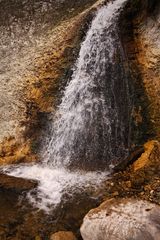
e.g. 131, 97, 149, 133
2, 164, 108, 211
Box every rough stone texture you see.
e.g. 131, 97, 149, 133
0, 0, 97, 142
117, 0, 160, 146
0, 136, 37, 165
134, 2, 160, 139
50, 231, 77, 240
81, 198, 160, 240
0, 0, 104, 164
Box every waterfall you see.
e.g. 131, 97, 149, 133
45, 0, 130, 170
1, 0, 130, 210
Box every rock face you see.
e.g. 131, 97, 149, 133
80, 198, 160, 240
50, 231, 77, 240
134, 1, 160, 139
0, 0, 97, 143
117, 0, 160, 146
0, 0, 103, 164
0, 136, 37, 165
0, 0, 159, 168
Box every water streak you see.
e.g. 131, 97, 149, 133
45, 0, 130, 170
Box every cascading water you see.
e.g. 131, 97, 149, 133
1, 0, 130, 211
45, 0, 131, 170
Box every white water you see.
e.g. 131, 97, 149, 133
2, 164, 108, 211
1, 0, 128, 211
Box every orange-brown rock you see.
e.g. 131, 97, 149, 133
134, 6, 160, 139
119, 0, 159, 145
0, 136, 37, 165
50, 231, 77, 240
133, 140, 159, 171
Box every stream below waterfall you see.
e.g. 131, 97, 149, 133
0, 0, 132, 239
0, 174, 108, 239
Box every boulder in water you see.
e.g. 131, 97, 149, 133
80, 198, 160, 240
0, 173, 37, 192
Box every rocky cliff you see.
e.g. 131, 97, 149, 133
0, 0, 103, 164
0, 0, 159, 239
0, 0, 159, 165
134, 0, 160, 139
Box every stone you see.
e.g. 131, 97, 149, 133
0, 137, 37, 165
35, 236, 42, 240
0, 173, 37, 192
50, 231, 77, 240
80, 198, 160, 240
113, 146, 144, 172
135, 6, 160, 139
133, 140, 160, 171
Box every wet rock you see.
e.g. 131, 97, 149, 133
102, 140, 160, 204
119, 0, 160, 145
80, 198, 160, 240
50, 231, 77, 240
133, 140, 159, 171
113, 146, 144, 172
0, 173, 37, 192
134, 2, 160, 139
0, 0, 104, 165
